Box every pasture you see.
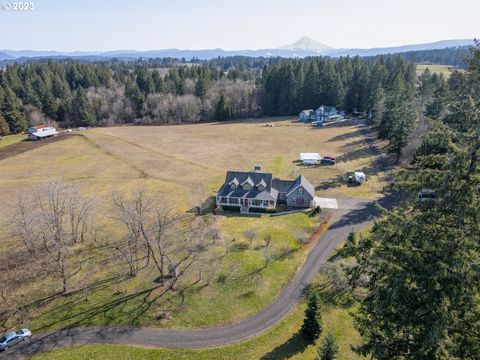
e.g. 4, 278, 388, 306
416, 64, 461, 78
0, 117, 384, 341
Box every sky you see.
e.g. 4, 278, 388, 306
0, 0, 478, 51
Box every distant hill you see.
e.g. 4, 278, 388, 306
0, 51, 12, 60
0, 37, 474, 61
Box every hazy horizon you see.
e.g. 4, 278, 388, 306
0, 0, 478, 52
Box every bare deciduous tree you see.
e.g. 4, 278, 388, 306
112, 190, 212, 283
11, 180, 95, 293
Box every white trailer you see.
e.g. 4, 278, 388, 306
300, 153, 321, 165
27, 126, 58, 141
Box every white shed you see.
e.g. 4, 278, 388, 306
354, 172, 366, 184
300, 153, 321, 165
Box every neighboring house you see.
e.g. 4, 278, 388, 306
216, 165, 315, 213
300, 106, 343, 123
299, 109, 315, 122
27, 125, 57, 141
315, 106, 339, 121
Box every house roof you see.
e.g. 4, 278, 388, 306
316, 106, 336, 114
217, 171, 274, 199
218, 171, 315, 201
286, 175, 316, 197
300, 109, 314, 114
272, 178, 296, 193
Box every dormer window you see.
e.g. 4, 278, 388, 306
228, 177, 239, 190
256, 179, 267, 192
243, 184, 252, 191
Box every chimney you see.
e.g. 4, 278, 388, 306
253, 164, 261, 172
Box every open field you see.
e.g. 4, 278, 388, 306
416, 64, 462, 78
0, 117, 386, 338
0, 134, 25, 149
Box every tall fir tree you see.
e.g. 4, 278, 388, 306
301, 292, 322, 341
1, 86, 27, 133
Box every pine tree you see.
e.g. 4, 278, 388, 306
0, 113, 10, 136
350, 44, 480, 359
301, 292, 322, 341
316, 333, 339, 360
1, 86, 27, 133
380, 75, 417, 156
195, 75, 209, 100
215, 94, 230, 121
426, 82, 449, 119
125, 81, 144, 117
71, 88, 96, 127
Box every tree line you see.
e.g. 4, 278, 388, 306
0, 49, 469, 148
340, 43, 480, 359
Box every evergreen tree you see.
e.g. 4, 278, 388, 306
1, 86, 27, 133
379, 75, 417, 156
151, 70, 165, 93
0, 113, 10, 136
195, 74, 210, 99
350, 44, 480, 359
426, 82, 449, 119
215, 94, 230, 121
301, 292, 322, 341
316, 333, 339, 360
125, 81, 145, 117
71, 88, 96, 127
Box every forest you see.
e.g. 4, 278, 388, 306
0, 46, 468, 138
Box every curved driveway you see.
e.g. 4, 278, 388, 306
5, 194, 399, 359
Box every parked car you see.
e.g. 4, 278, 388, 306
0, 329, 32, 351
320, 158, 336, 165
323, 156, 336, 161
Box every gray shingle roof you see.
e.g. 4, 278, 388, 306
217, 171, 273, 199
272, 179, 295, 193
286, 175, 315, 197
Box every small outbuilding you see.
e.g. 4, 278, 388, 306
300, 153, 321, 165
27, 125, 57, 141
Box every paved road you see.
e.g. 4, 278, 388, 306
4, 193, 399, 359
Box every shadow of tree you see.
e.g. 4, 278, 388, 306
260, 330, 310, 360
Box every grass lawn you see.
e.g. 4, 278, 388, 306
33, 292, 363, 360
0, 133, 25, 148
0, 117, 384, 334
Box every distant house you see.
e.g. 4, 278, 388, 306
216, 165, 316, 213
299, 109, 315, 122
300, 106, 343, 124
315, 106, 340, 121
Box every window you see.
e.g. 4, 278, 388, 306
279, 193, 284, 199
304, 198, 309, 206
243, 184, 251, 191
230, 184, 236, 190
298, 187, 303, 195
258, 185, 264, 191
